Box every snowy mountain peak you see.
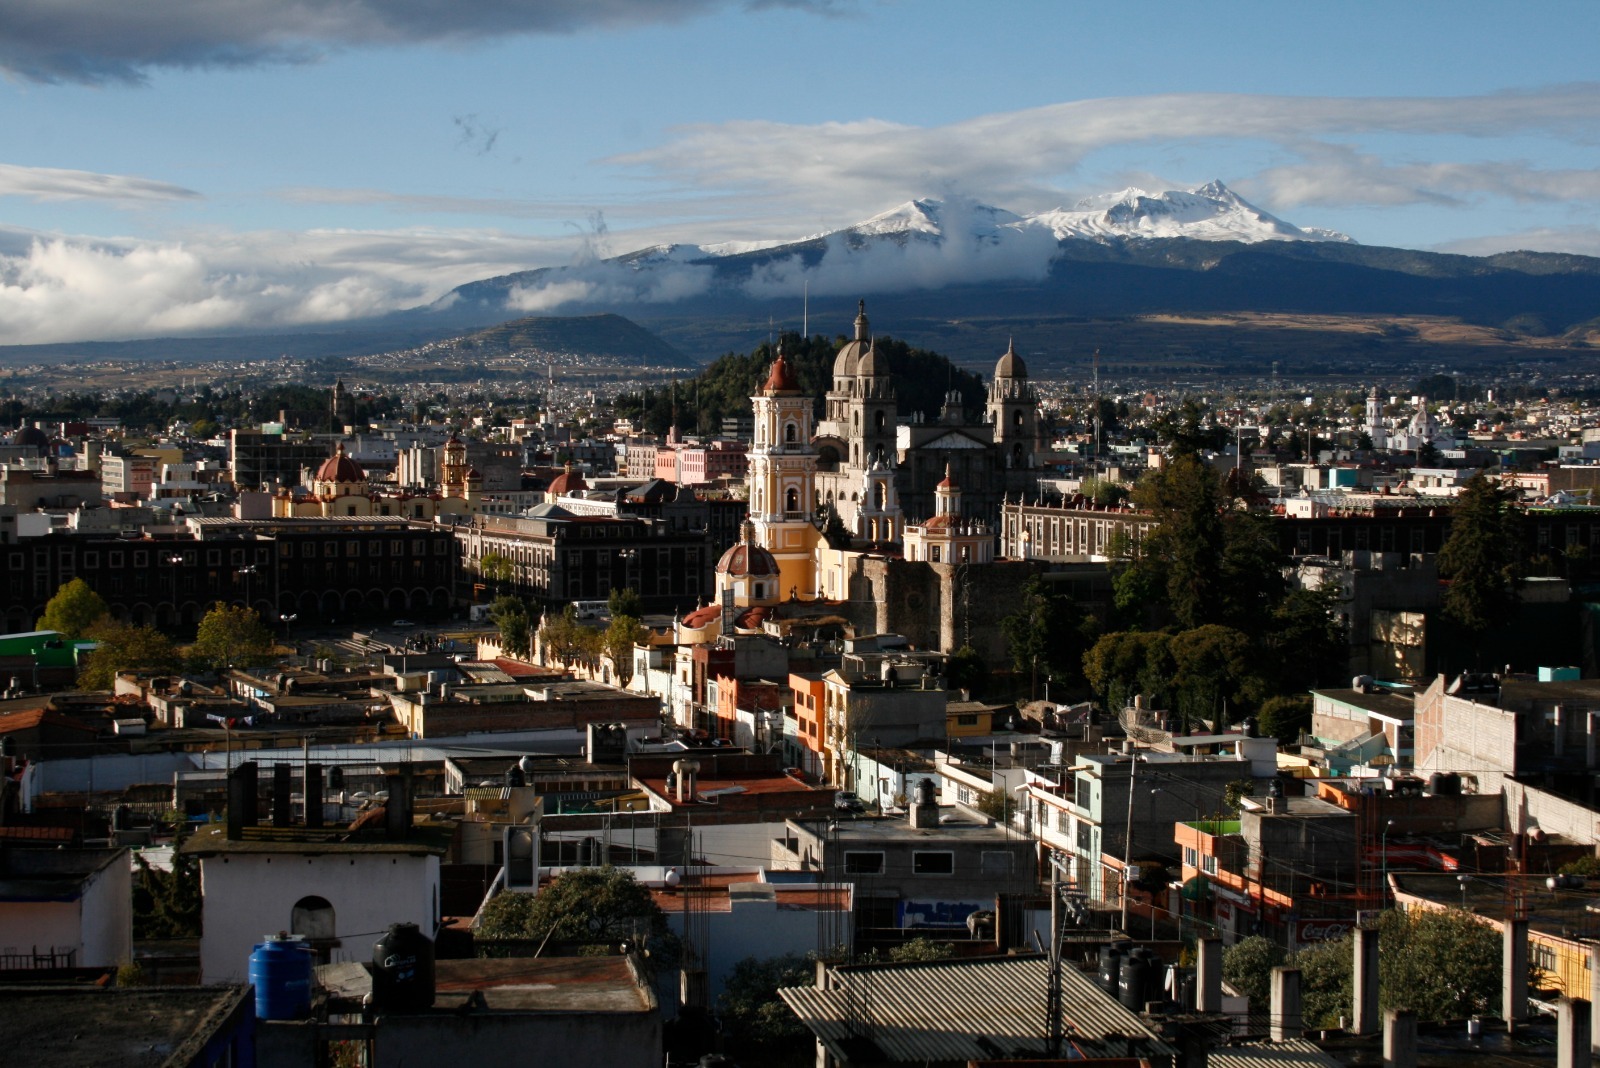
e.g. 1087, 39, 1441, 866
1028, 181, 1352, 245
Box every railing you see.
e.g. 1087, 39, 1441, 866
0, 946, 77, 970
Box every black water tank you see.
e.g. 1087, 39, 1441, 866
1118, 955, 1150, 1011
1098, 944, 1125, 994
371, 922, 435, 1014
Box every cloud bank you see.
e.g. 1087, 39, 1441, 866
0, 225, 577, 344
0, 0, 847, 84
0, 163, 201, 204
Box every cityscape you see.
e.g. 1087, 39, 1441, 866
6, 3, 1600, 1068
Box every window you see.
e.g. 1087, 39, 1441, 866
1202, 854, 1218, 875
843, 851, 884, 875
980, 851, 1015, 875
912, 851, 954, 875
1074, 774, 1092, 810
1076, 822, 1093, 852
1184, 847, 1198, 869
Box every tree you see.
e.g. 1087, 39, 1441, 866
603, 615, 649, 686
1000, 575, 1087, 698
945, 645, 990, 699
1082, 630, 1172, 715
1438, 472, 1523, 653
1263, 584, 1347, 694
478, 552, 513, 594
607, 587, 643, 620
1130, 454, 1226, 631
1168, 625, 1262, 730
78, 619, 180, 690
490, 595, 531, 659
37, 577, 109, 639
1222, 936, 1285, 1005
478, 866, 667, 947
189, 603, 275, 671
132, 846, 202, 938
1257, 694, 1312, 744
717, 953, 814, 1051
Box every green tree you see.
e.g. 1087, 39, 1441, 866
886, 937, 956, 962
1257, 694, 1312, 744
1000, 575, 1086, 698
1131, 454, 1226, 630
1438, 471, 1523, 656
478, 552, 513, 594
1168, 624, 1262, 731
78, 619, 181, 690
607, 587, 644, 620
1222, 935, 1285, 1005
717, 953, 814, 1052
1263, 584, 1347, 694
490, 595, 531, 659
189, 603, 275, 671
478, 866, 667, 947
1082, 630, 1173, 714
132, 847, 202, 938
603, 615, 649, 686
37, 577, 110, 639
945, 645, 990, 699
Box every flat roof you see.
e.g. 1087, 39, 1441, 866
0, 986, 249, 1067
788, 813, 1022, 843
433, 956, 653, 1014
181, 821, 453, 858
1313, 688, 1415, 720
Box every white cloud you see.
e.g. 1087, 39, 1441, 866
0, 225, 578, 343
0, 0, 850, 84
1435, 226, 1600, 258
0, 163, 201, 204
611, 86, 1600, 222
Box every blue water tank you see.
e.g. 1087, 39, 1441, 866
251, 935, 313, 1020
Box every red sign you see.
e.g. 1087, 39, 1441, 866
1296, 918, 1353, 943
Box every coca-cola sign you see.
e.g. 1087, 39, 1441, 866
1296, 918, 1353, 943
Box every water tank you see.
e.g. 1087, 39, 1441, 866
914, 778, 936, 806
250, 934, 313, 1020
1097, 944, 1125, 994
372, 922, 435, 1014
506, 764, 526, 788
1429, 772, 1462, 796
1118, 954, 1151, 1011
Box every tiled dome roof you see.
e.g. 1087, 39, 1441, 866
715, 540, 779, 577
994, 338, 1027, 379
315, 444, 364, 483
763, 348, 800, 393
547, 462, 586, 496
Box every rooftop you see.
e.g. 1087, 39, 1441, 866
0, 985, 249, 1068
180, 820, 454, 858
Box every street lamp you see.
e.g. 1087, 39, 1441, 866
236, 564, 257, 612
166, 553, 185, 626
1458, 873, 1470, 910
1381, 819, 1395, 903
280, 612, 298, 646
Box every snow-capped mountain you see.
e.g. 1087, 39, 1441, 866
433, 181, 1357, 318
1022, 181, 1355, 244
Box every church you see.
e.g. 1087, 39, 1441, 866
679, 304, 1047, 658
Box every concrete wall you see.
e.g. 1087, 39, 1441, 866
0, 902, 85, 963
200, 852, 439, 982
1502, 779, 1600, 846
79, 853, 133, 967
1413, 675, 1519, 791
373, 1010, 660, 1068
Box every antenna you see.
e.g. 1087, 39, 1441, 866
803, 280, 808, 339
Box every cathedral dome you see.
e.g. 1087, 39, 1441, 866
314, 444, 365, 483
856, 342, 890, 378
763, 348, 800, 393
546, 462, 586, 496
994, 339, 1027, 379
11, 425, 48, 451
715, 540, 780, 578
832, 341, 866, 378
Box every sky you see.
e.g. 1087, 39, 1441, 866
2, 0, 1599, 344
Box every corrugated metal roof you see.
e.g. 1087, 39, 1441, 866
779, 955, 1178, 1064
1210, 1037, 1343, 1068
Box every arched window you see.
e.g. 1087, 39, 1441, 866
873, 484, 884, 510
785, 488, 799, 515
291, 895, 337, 963
853, 412, 860, 429
1013, 410, 1024, 427
785, 421, 797, 443
875, 410, 886, 432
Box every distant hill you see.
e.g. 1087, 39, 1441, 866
436, 312, 685, 365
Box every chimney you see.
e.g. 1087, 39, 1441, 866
1383, 1009, 1417, 1068
673, 759, 699, 803
1196, 938, 1222, 1014
1353, 925, 1380, 1036
1269, 967, 1301, 1042
272, 763, 292, 826
226, 761, 259, 840
909, 777, 940, 829
385, 769, 412, 839
1589, 945, 1600, 1055
1559, 998, 1591, 1068
1504, 918, 1529, 1027
305, 763, 324, 830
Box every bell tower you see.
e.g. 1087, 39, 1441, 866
748, 346, 821, 598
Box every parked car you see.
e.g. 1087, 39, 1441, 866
834, 790, 865, 813
391, 619, 416, 628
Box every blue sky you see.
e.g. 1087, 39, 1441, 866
2, 0, 1598, 343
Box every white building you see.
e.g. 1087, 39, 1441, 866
0, 847, 132, 970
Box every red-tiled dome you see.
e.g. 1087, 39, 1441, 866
547, 462, 586, 496
715, 540, 779, 577
682, 603, 721, 629
315, 444, 364, 483
763, 349, 799, 393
